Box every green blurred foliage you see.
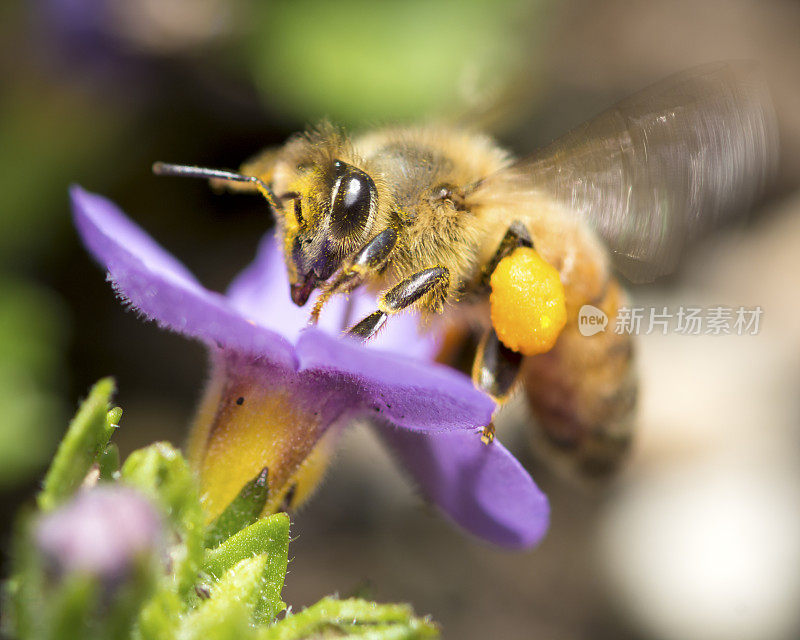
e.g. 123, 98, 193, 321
5, 380, 439, 640
38, 378, 117, 511
122, 443, 206, 599
0, 80, 128, 265
245, 0, 547, 125
0, 276, 68, 486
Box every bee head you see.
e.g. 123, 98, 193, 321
152, 126, 382, 308
284, 158, 378, 306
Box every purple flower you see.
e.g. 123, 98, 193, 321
36, 486, 163, 582
70, 186, 549, 549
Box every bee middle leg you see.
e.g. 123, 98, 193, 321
310, 228, 398, 324
347, 267, 450, 340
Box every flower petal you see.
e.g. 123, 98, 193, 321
71, 186, 296, 368
225, 234, 369, 342
376, 424, 550, 549
226, 233, 442, 360
72, 186, 201, 289
189, 352, 356, 520
345, 293, 443, 362
296, 329, 495, 433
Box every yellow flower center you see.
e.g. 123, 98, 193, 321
187, 355, 339, 521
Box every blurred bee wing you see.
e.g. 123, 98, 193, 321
478, 62, 779, 282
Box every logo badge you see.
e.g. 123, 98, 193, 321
578, 304, 608, 336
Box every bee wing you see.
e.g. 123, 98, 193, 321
477, 62, 778, 282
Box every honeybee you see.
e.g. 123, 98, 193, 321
155, 62, 776, 478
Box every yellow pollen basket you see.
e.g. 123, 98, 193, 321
489, 247, 567, 356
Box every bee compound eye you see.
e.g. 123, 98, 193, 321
330, 167, 375, 239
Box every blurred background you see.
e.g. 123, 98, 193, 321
2, 0, 800, 638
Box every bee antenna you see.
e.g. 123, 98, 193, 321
152, 161, 279, 209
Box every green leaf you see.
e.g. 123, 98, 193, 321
43, 575, 97, 640
38, 378, 116, 511
133, 590, 183, 640
181, 556, 276, 640
203, 512, 290, 624
178, 597, 254, 640
97, 557, 161, 640
98, 443, 121, 481
4, 510, 43, 639
325, 624, 436, 639
121, 443, 204, 598
106, 406, 123, 428
258, 598, 439, 640
205, 466, 270, 549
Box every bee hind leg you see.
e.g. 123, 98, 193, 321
469, 220, 533, 399
477, 220, 533, 291
472, 328, 524, 445
470, 222, 533, 444
347, 266, 450, 340
472, 328, 523, 402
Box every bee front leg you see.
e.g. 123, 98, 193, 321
347, 267, 450, 340
309, 228, 398, 324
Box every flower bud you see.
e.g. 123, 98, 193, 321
35, 485, 163, 585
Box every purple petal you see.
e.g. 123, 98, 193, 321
377, 425, 550, 548
71, 186, 297, 368
225, 233, 359, 342
73, 187, 200, 288
345, 292, 443, 361
227, 233, 442, 360
296, 329, 495, 433
225, 233, 310, 342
